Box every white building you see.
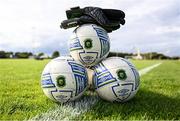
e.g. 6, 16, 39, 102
133, 48, 143, 60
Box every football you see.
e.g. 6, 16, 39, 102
93, 57, 140, 102
68, 24, 110, 67
41, 56, 88, 103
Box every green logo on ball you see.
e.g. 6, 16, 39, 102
117, 69, 127, 80
84, 39, 93, 49
56, 75, 66, 87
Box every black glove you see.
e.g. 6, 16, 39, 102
60, 6, 125, 33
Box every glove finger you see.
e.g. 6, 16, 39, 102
102, 9, 125, 19
119, 18, 125, 25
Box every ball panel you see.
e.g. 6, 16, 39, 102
68, 24, 110, 67
76, 24, 98, 37
64, 59, 88, 96
112, 83, 134, 102
50, 74, 75, 90
41, 73, 75, 103
41, 57, 88, 103
93, 57, 140, 102
78, 36, 101, 52
69, 37, 83, 52
51, 90, 73, 103
131, 68, 140, 90
93, 63, 117, 89
108, 68, 136, 83
78, 51, 99, 66
92, 25, 110, 59
96, 82, 117, 102
102, 57, 134, 70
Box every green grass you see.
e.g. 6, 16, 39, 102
0, 59, 56, 120
130, 60, 161, 70
79, 61, 180, 120
0, 59, 178, 120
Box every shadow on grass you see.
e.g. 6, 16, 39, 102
80, 90, 180, 120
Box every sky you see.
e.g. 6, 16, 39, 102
0, 0, 180, 56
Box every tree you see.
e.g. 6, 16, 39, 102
107, 52, 133, 58
0, 51, 13, 58
5, 52, 13, 58
38, 52, 44, 57
52, 51, 60, 58
15, 52, 32, 58
0, 51, 6, 58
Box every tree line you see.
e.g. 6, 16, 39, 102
0, 51, 60, 59
0, 50, 179, 60
107, 52, 180, 60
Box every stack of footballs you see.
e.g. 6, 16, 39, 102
41, 6, 140, 103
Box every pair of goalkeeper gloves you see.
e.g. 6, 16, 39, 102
60, 6, 125, 33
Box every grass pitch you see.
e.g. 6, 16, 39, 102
0, 59, 55, 120
79, 61, 180, 120
0, 59, 179, 120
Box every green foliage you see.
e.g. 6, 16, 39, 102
37, 52, 44, 57
52, 51, 60, 58
14, 52, 32, 58
108, 52, 179, 60
0, 51, 6, 58
142, 52, 171, 60
0, 51, 13, 58
108, 52, 133, 58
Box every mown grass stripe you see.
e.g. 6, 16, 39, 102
29, 62, 162, 120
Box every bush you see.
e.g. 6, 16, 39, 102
52, 51, 60, 58
15, 52, 32, 58
0, 51, 13, 58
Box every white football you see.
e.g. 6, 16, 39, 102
93, 57, 140, 102
68, 24, 110, 67
41, 56, 88, 103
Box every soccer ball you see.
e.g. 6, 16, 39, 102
93, 57, 140, 102
41, 56, 88, 103
68, 24, 110, 67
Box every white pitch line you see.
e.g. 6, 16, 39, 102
139, 62, 162, 76
29, 62, 162, 121
29, 94, 99, 121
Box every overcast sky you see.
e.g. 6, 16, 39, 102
0, 0, 180, 56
